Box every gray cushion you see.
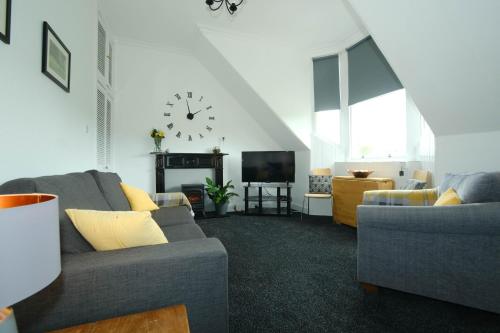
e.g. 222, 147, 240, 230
401, 178, 426, 190
439, 172, 500, 203
33, 173, 113, 254
86, 170, 131, 211
152, 206, 196, 227
161, 224, 206, 242
0, 178, 37, 194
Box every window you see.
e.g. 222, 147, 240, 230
314, 110, 340, 145
349, 89, 407, 160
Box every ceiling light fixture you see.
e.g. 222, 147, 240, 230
205, 0, 243, 15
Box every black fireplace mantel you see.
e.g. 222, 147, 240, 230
152, 152, 228, 193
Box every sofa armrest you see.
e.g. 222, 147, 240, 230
362, 188, 438, 206
357, 202, 500, 235
15, 238, 228, 333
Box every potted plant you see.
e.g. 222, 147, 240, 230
150, 129, 165, 152
205, 177, 239, 216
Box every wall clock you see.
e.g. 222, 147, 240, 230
164, 91, 216, 141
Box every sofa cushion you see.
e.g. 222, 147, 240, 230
34, 173, 113, 254
434, 188, 461, 206
439, 172, 500, 203
0, 178, 37, 194
161, 224, 206, 242
120, 182, 159, 212
86, 170, 131, 211
66, 209, 167, 251
152, 206, 196, 228
0, 173, 110, 254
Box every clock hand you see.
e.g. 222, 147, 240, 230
186, 100, 194, 120
192, 109, 203, 115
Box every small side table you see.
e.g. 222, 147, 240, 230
332, 176, 394, 227
49, 304, 190, 333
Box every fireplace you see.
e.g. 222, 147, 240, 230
181, 184, 205, 217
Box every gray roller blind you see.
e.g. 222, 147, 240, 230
348, 37, 402, 105
313, 55, 340, 111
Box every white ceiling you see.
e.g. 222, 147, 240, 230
99, 0, 363, 50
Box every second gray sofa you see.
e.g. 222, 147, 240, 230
0, 170, 228, 333
357, 172, 500, 314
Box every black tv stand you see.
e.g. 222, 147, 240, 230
244, 183, 292, 216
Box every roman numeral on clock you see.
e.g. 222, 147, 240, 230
174, 93, 181, 100
187, 92, 193, 98
164, 112, 171, 117
167, 123, 174, 130
176, 131, 182, 138
206, 126, 212, 132
199, 133, 204, 139
209, 116, 215, 120
188, 135, 192, 141
199, 96, 204, 102
206, 106, 213, 110
166, 102, 174, 107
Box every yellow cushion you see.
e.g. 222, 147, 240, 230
120, 182, 159, 211
66, 209, 167, 251
434, 188, 462, 206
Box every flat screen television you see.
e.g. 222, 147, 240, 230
242, 151, 295, 183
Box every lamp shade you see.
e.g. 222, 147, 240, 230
0, 194, 61, 309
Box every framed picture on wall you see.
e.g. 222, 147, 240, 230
42, 21, 71, 92
0, 0, 11, 44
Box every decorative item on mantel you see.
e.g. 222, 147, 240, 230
347, 169, 374, 179
150, 128, 165, 153
205, 0, 243, 15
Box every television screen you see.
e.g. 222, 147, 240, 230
242, 151, 295, 183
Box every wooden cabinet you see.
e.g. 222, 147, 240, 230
332, 176, 394, 227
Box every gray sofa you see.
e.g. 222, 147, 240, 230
357, 172, 500, 314
0, 171, 228, 333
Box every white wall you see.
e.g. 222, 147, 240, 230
113, 41, 311, 211
435, 131, 500, 183
200, 27, 313, 148
0, 0, 97, 183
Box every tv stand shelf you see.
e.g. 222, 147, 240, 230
244, 183, 292, 216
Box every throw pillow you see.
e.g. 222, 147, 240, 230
401, 178, 427, 190
309, 175, 332, 193
120, 182, 159, 211
66, 209, 167, 251
434, 188, 462, 206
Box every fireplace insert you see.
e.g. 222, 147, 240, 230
181, 184, 205, 217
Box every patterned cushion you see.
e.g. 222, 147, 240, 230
363, 188, 438, 206
151, 192, 193, 211
309, 175, 332, 193
401, 178, 427, 190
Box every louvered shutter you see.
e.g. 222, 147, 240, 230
96, 89, 106, 167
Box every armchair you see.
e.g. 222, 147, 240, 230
357, 172, 500, 314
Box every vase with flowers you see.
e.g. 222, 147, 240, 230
150, 129, 165, 152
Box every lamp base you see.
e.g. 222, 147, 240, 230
0, 308, 18, 333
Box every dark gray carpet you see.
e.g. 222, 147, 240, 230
197, 214, 500, 333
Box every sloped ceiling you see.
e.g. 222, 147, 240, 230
99, 0, 364, 149
347, 0, 500, 136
